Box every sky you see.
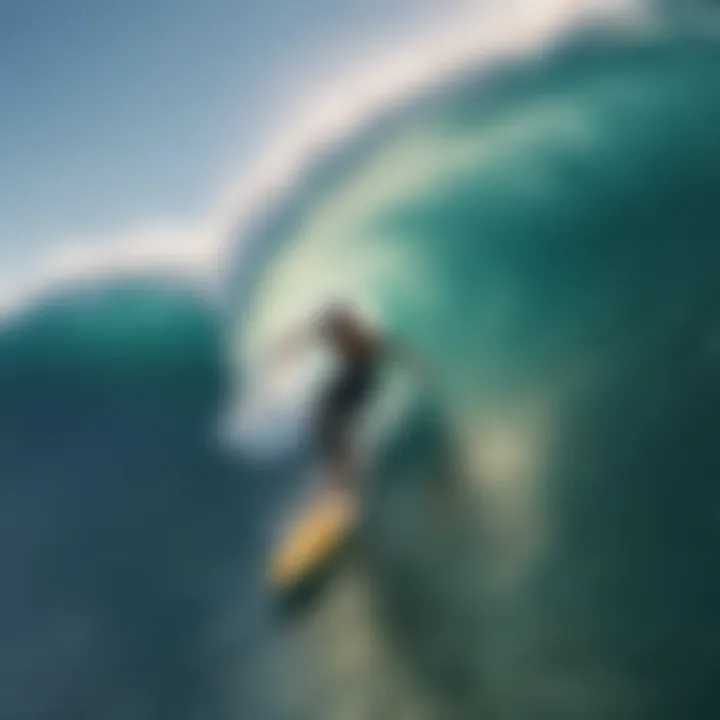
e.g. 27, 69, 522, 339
0, 2, 471, 270
0, 0, 640, 315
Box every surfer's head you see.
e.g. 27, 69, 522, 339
318, 302, 363, 340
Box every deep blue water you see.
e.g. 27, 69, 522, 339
0, 280, 287, 720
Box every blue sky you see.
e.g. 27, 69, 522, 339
0, 0, 636, 313
0, 1, 464, 258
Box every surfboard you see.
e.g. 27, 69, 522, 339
269, 487, 358, 594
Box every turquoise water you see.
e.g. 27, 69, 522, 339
3, 21, 720, 720
230, 29, 720, 718
0, 280, 287, 720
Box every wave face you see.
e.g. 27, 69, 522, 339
230, 30, 720, 720
0, 280, 288, 720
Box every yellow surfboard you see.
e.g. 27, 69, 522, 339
269, 488, 358, 593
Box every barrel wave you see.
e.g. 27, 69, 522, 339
230, 29, 720, 720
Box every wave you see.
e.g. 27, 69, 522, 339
229, 26, 720, 720
0, 279, 287, 720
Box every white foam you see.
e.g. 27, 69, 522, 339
0, 0, 645, 324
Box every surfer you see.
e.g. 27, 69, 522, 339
270, 303, 422, 493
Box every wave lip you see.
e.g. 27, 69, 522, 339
227, 23, 720, 720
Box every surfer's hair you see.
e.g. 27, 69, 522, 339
318, 301, 361, 333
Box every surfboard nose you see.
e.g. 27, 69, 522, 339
269, 488, 358, 600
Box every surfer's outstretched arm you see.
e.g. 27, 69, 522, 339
382, 336, 429, 378
266, 323, 317, 366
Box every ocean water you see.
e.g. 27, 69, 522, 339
229, 23, 720, 720
3, 14, 720, 720
0, 280, 290, 720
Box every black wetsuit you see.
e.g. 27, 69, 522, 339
317, 356, 376, 457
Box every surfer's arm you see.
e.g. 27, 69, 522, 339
266, 315, 329, 366
266, 324, 316, 365
381, 335, 429, 377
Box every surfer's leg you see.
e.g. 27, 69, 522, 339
318, 367, 373, 493
329, 430, 356, 492
317, 403, 355, 492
